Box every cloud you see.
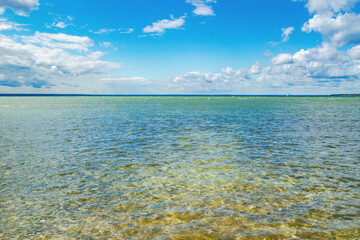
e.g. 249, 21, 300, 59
93, 28, 116, 34
221, 66, 248, 77
303, 13, 360, 47
272, 53, 294, 64
281, 26, 295, 42
49, 15, 75, 29
100, 41, 118, 50
294, 0, 359, 14
169, 68, 253, 93
269, 26, 295, 45
186, 0, 216, 16
295, 0, 360, 47
248, 61, 263, 74
0, 0, 39, 16
100, 42, 113, 48
170, 71, 230, 92
101, 76, 148, 83
0, 32, 122, 90
22, 32, 93, 51
119, 28, 134, 34
143, 15, 186, 35
169, 40, 360, 94
347, 44, 360, 59
54, 22, 67, 29
92, 28, 134, 34
0, 18, 24, 31
1, 0, 359, 94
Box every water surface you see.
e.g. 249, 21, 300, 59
0, 97, 359, 239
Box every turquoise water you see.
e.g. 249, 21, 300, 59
0, 96, 359, 239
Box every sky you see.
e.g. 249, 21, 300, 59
0, 0, 360, 94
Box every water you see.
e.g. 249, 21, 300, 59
0, 96, 359, 239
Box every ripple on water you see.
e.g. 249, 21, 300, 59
0, 96, 359, 239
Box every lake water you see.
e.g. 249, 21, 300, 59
0, 96, 359, 239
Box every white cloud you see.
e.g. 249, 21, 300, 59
1, 0, 359, 94
270, 26, 295, 45
119, 28, 134, 34
99, 41, 118, 50
22, 32, 93, 52
293, 43, 348, 62
101, 76, 147, 82
93, 28, 134, 34
248, 61, 263, 74
296, 0, 360, 47
290, 44, 350, 78
49, 15, 75, 29
281, 26, 295, 42
295, 0, 359, 14
54, 21, 67, 29
94, 28, 116, 34
303, 13, 360, 47
272, 53, 294, 65
0, 32, 122, 90
0, 0, 39, 16
100, 42, 113, 48
221, 66, 248, 77
170, 71, 229, 92
347, 44, 360, 59
270, 44, 352, 82
0, 18, 24, 31
169, 40, 359, 94
143, 15, 186, 35
169, 68, 254, 93
186, 0, 216, 16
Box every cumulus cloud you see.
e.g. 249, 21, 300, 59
347, 44, 360, 59
303, 13, 360, 47
186, 0, 216, 16
248, 61, 263, 74
272, 53, 294, 65
221, 66, 248, 77
295, 0, 359, 14
143, 15, 186, 35
169, 40, 360, 94
0, 0, 39, 16
171, 0, 360, 94
0, 32, 122, 90
22, 32, 93, 51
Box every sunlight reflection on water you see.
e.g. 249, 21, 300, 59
0, 96, 359, 239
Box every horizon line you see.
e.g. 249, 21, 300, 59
0, 93, 359, 97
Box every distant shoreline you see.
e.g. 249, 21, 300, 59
0, 94, 359, 97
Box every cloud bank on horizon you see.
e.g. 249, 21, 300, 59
0, 0, 359, 94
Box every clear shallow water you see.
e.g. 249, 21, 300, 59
0, 96, 359, 239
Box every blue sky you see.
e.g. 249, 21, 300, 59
0, 0, 360, 94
